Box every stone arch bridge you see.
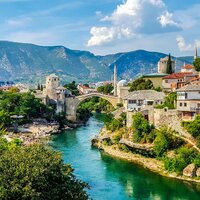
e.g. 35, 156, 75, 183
65, 92, 120, 121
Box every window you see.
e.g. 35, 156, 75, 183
184, 103, 187, 107
180, 103, 182, 107
185, 93, 188, 99
129, 100, 136, 104
165, 80, 168, 83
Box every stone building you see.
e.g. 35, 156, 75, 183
158, 56, 175, 74
36, 74, 72, 114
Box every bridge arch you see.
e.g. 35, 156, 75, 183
65, 93, 120, 121
76, 93, 118, 109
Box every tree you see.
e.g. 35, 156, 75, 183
153, 129, 169, 157
132, 113, 151, 142
193, 58, 200, 71
184, 115, 200, 137
64, 81, 80, 96
97, 84, 113, 95
129, 78, 154, 92
0, 144, 89, 200
166, 54, 173, 74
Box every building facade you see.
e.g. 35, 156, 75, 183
177, 84, 200, 121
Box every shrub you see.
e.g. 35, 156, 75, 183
0, 144, 89, 200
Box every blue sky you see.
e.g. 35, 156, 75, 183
0, 0, 199, 56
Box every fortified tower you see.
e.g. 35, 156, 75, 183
45, 74, 60, 100
157, 56, 175, 74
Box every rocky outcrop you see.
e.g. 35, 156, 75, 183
183, 164, 197, 177
196, 168, 200, 177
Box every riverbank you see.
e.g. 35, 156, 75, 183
92, 127, 200, 184
99, 144, 200, 183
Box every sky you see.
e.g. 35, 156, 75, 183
0, 0, 200, 56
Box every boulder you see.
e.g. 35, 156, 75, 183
196, 168, 200, 177
183, 164, 197, 177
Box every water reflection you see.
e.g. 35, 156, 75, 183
52, 114, 200, 200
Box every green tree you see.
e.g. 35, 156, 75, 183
129, 78, 154, 92
97, 84, 113, 95
193, 58, 200, 71
166, 54, 173, 74
132, 113, 151, 142
184, 115, 200, 137
64, 81, 80, 96
0, 144, 89, 200
153, 130, 169, 157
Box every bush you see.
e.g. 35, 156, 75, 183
0, 144, 89, 200
132, 113, 151, 142
163, 147, 197, 174
153, 131, 169, 157
183, 115, 200, 138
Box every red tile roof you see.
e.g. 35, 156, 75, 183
182, 64, 194, 69
163, 72, 193, 79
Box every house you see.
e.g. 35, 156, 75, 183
184, 76, 200, 86
142, 73, 168, 88
176, 84, 200, 121
162, 72, 198, 91
123, 90, 165, 111
181, 64, 196, 73
77, 85, 97, 94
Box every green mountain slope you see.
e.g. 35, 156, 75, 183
0, 41, 189, 83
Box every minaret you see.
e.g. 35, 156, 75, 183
194, 46, 198, 60
114, 64, 117, 96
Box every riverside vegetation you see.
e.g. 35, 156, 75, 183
0, 89, 90, 199
97, 112, 200, 180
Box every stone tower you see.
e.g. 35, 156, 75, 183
45, 74, 60, 100
194, 46, 198, 60
158, 56, 175, 74
113, 64, 117, 96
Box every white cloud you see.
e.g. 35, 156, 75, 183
87, 26, 133, 46
158, 11, 180, 27
87, 0, 180, 47
176, 36, 192, 52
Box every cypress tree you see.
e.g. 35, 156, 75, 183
166, 54, 173, 74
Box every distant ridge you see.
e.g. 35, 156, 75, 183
0, 41, 190, 83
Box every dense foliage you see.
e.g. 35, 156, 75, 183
183, 115, 200, 138
129, 78, 154, 92
105, 113, 126, 132
0, 143, 89, 200
77, 97, 114, 122
163, 147, 197, 174
193, 58, 200, 71
153, 126, 184, 157
97, 84, 113, 95
132, 113, 152, 143
154, 92, 177, 109
0, 91, 53, 126
64, 81, 80, 96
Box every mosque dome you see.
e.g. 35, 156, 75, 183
117, 80, 128, 86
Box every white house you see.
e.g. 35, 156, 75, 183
177, 84, 200, 121
123, 90, 165, 111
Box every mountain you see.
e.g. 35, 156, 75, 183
0, 41, 190, 84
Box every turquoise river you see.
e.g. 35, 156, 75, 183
51, 114, 200, 200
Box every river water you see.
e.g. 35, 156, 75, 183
51, 114, 200, 200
